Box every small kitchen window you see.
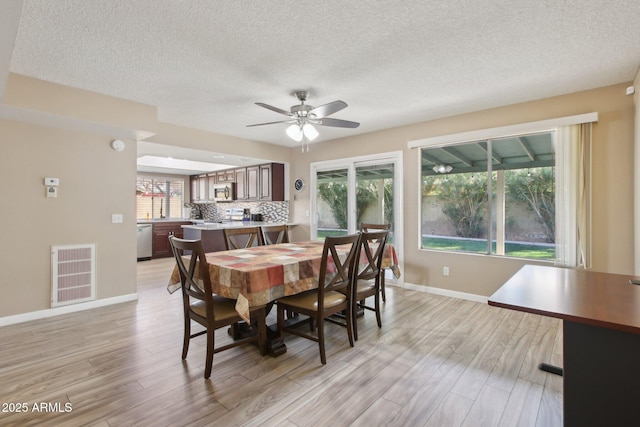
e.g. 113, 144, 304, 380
136, 176, 184, 220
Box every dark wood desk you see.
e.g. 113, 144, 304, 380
489, 265, 640, 427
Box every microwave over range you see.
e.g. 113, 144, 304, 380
212, 183, 236, 201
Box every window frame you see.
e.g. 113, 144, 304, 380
420, 137, 556, 260
136, 175, 185, 220
410, 113, 597, 264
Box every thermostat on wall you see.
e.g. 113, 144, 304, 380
44, 177, 59, 186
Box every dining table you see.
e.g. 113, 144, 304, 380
168, 239, 400, 355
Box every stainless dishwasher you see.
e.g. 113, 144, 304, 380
136, 223, 152, 261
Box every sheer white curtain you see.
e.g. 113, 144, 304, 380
555, 123, 591, 268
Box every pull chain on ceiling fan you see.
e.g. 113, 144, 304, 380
247, 91, 360, 151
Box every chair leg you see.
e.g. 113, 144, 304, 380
353, 298, 359, 341
318, 316, 326, 365
375, 288, 382, 328
346, 302, 354, 347
381, 272, 386, 303
204, 327, 214, 379
182, 316, 191, 359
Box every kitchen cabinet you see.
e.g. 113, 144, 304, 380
192, 162, 284, 202
198, 174, 207, 200
190, 175, 199, 201
259, 163, 284, 201
190, 174, 209, 202
207, 174, 217, 200
235, 163, 284, 201
234, 168, 247, 200
247, 166, 259, 200
152, 221, 191, 258
216, 170, 235, 183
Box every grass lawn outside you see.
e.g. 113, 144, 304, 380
423, 236, 555, 260
317, 230, 552, 260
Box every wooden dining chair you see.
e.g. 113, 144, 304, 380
360, 223, 391, 302
223, 227, 264, 250
261, 224, 289, 245
276, 233, 361, 365
352, 230, 389, 341
169, 236, 266, 379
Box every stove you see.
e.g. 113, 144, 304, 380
225, 208, 245, 221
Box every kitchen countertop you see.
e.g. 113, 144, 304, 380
136, 219, 193, 224
182, 221, 293, 230
135, 219, 295, 230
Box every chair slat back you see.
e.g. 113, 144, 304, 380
360, 223, 391, 232
169, 236, 213, 307
317, 234, 361, 308
223, 227, 264, 250
261, 225, 289, 245
358, 230, 389, 281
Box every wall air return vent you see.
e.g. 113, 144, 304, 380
51, 244, 96, 307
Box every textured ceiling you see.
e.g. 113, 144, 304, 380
6, 0, 640, 149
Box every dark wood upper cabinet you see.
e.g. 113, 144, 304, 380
246, 166, 259, 200
191, 163, 284, 202
234, 168, 247, 200
216, 170, 235, 183
260, 163, 284, 201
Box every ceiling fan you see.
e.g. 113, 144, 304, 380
247, 91, 360, 151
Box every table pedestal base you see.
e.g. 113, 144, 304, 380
564, 320, 640, 426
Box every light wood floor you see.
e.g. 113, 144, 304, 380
0, 258, 563, 426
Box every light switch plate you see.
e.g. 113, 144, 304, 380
111, 214, 123, 224
44, 177, 59, 186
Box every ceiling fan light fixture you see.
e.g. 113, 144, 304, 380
302, 123, 319, 141
249, 91, 360, 152
286, 124, 303, 142
433, 164, 453, 173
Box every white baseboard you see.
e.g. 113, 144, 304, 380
0, 293, 138, 327
394, 281, 488, 304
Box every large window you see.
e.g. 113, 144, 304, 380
314, 162, 396, 243
136, 176, 184, 220
421, 131, 557, 260
312, 152, 403, 283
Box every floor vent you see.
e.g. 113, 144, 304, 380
51, 244, 96, 307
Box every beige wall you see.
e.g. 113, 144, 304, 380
0, 74, 635, 320
290, 83, 636, 297
0, 119, 138, 316
0, 75, 290, 319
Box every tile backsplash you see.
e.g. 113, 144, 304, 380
185, 201, 289, 223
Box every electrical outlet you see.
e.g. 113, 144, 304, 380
443, 266, 450, 276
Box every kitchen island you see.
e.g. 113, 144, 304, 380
182, 222, 293, 252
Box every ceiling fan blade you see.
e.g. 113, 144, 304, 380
309, 100, 347, 118
255, 102, 293, 117
246, 120, 294, 127
316, 117, 360, 128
